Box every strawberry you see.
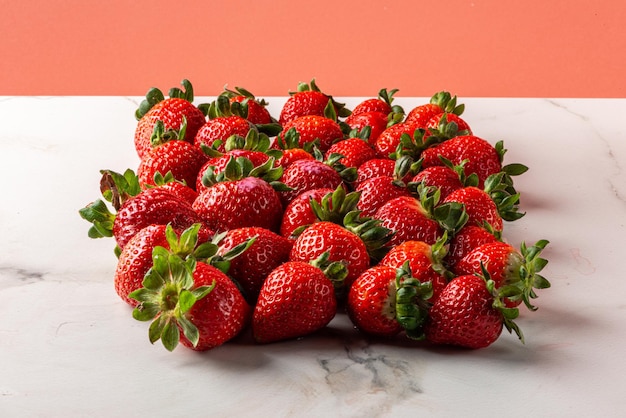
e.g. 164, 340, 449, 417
289, 220, 383, 289
347, 262, 432, 338
355, 158, 395, 186
280, 187, 334, 239
409, 164, 464, 201
129, 248, 250, 352
278, 79, 349, 125
195, 149, 270, 193
252, 253, 347, 343
374, 122, 420, 159
272, 126, 316, 169
351, 88, 399, 116
442, 186, 504, 232
280, 114, 344, 153
194, 115, 254, 153
279, 157, 345, 206
379, 238, 450, 301
454, 240, 550, 309
424, 274, 510, 349
421, 135, 504, 188
373, 195, 443, 247
355, 174, 411, 218
424, 112, 472, 139
220, 86, 273, 125
137, 139, 208, 190
446, 224, 501, 272
324, 136, 378, 169
114, 223, 214, 306
404, 91, 464, 128
344, 112, 389, 147
192, 156, 284, 233
134, 80, 207, 159
216, 227, 293, 303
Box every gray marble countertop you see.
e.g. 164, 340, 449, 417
1, 96, 624, 417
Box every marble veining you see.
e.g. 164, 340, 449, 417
1, 97, 626, 417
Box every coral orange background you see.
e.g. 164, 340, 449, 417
1, 0, 624, 97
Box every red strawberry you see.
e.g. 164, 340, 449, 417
192, 157, 284, 233
424, 274, 507, 349
325, 136, 378, 169
374, 122, 420, 158
410, 164, 464, 201
289, 221, 372, 289
278, 79, 349, 125
442, 186, 504, 232
379, 239, 450, 301
446, 224, 501, 272
271, 126, 317, 169
114, 223, 213, 306
252, 255, 347, 343
281, 115, 344, 153
221, 86, 273, 125
356, 175, 411, 218
347, 262, 432, 338
216, 227, 293, 302
157, 179, 199, 205
344, 111, 389, 146
424, 112, 472, 139
454, 240, 550, 309
130, 251, 250, 352
351, 88, 399, 116
134, 80, 207, 159
404, 91, 464, 128
194, 115, 254, 153
137, 139, 208, 190
421, 135, 503, 188
373, 195, 443, 247
195, 149, 270, 193
280, 187, 334, 239
279, 158, 345, 206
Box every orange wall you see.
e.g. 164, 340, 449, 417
1, 0, 624, 97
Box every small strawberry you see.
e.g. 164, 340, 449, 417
194, 115, 254, 153
272, 126, 316, 169
442, 186, 504, 232
347, 262, 432, 338
220, 86, 273, 125
409, 163, 464, 201
379, 237, 451, 301
355, 174, 411, 218
192, 156, 285, 233
404, 91, 465, 128
454, 240, 550, 309
374, 122, 420, 159
351, 88, 400, 116
278, 79, 350, 125
324, 135, 378, 169
129, 249, 250, 352
137, 139, 208, 190
134, 80, 207, 159
446, 224, 501, 272
216, 226, 293, 303
424, 274, 512, 349
252, 253, 347, 343
281, 114, 344, 153
344, 112, 390, 147
278, 157, 345, 207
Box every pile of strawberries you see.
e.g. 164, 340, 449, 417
80, 79, 550, 352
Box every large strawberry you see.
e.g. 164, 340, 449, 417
134, 79, 206, 159
454, 240, 550, 309
252, 253, 347, 343
424, 274, 522, 349
129, 249, 250, 352
216, 227, 293, 303
137, 139, 208, 190
192, 156, 285, 233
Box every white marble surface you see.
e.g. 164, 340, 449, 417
1, 95, 625, 417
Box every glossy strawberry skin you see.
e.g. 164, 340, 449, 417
279, 90, 330, 125
446, 225, 500, 273
192, 177, 283, 233
356, 175, 412, 218
281, 115, 344, 153
410, 165, 463, 201
289, 222, 370, 288
273, 147, 315, 170
253, 261, 337, 343
217, 227, 293, 303
405, 103, 445, 128
344, 111, 389, 146
379, 240, 447, 301
194, 115, 253, 152
375, 122, 419, 158
325, 137, 378, 169
443, 186, 503, 232
280, 188, 335, 239
113, 187, 204, 250
425, 274, 503, 349
279, 159, 344, 207
352, 97, 393, 116
134, 98, 206, 159
137, 140, 208, 190
181, 262, 251, 351
421, 135, 501, 188
374, 195, 443, 247
347, 265, 402, 337
355, 158, 395, 186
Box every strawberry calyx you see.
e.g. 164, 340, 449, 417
394, 261, 434, 340
481, 265, 524, 343
308, 184, 361, 226
343, 210, 394, 262
324, 153, 358, 183
135, 79, 195, 120
129, 247, 214, 352
426, 113, 470, 141
409, 182, 469, 234
200, 155, 289, 192
309, 251, 348, 290
429, 91, 465, 116
483, 171, 525, 222
149, 117, 188, 148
